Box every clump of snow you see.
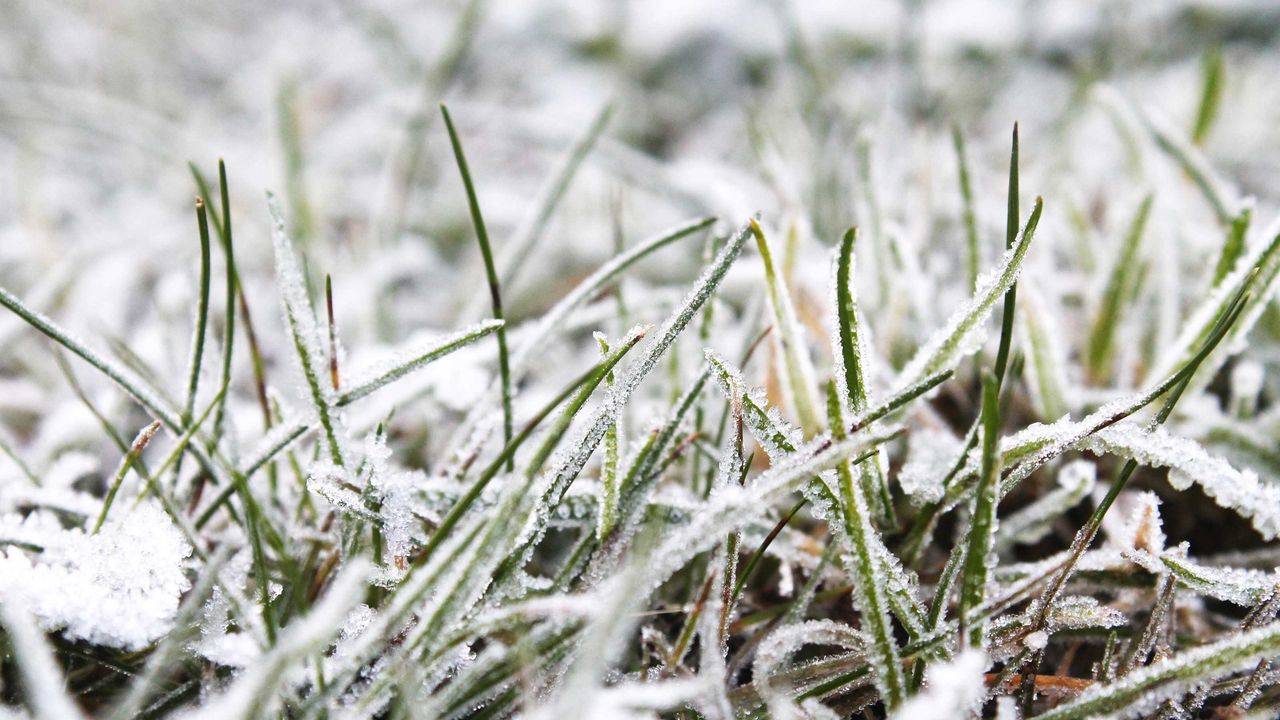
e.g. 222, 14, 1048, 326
0, 503, 191, 650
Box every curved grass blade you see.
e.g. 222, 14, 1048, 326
441, 103, 514, 469
751, 219, 820, 435
1086, 193, 1153, 381
896, 196, 1043, 390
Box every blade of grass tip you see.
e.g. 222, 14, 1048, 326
183, 197, 213, 428
835, 226, 895, 526
1086, 193, 1153, 382
993, 123, 1019, 384
441, 103, 514, 470
0, 600, 87, 720
958, 372, 1002, 650
325, 274, 339, 391
1191, 45, 1224, 146
267, 193, 344, 467
751, 218, 820, 435
94, 419, 161, 533
825, 377, 905, 709
416, 329, 646, 566
952, 126, 981, 291
594, 333, 621, 541
1032, 282, 1253, 632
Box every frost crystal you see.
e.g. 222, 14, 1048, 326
898, 427, 961, 503
892, 649, 988, 719
1081, 421, 1280, 538
0, 503, 191, 650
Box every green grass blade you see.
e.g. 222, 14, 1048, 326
826, 380, 905, 708
834, 227, 895, 525
336, 319, 504, 405
1192, 45, 1224, 146
1034, 621, 1280, 720
1086, 193, 1153, 381
958, 372, 1001, 649
750, 218, 820, 435
440, 103, 514, 469
952, 126, 981, 290
897, 197, 1043, 389
594, 333, 621, 541
93, 420, 161, 533
267, 192, 344, 467
993, 123, 1020, 383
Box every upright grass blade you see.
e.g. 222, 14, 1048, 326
441, 103, 514, 470
268, 193, 344, 467
993, 123, 1020, 384
212, 160, 238, 440
825, 380, 905, 709
1086, 193, 1153, 381
594, 333, 621, 541
952, 126, 981, 290
834, 227, 894, 525
93, 419, 161, 533
182, 197, 213, 431
750, 219, 820, 435
1192, 45, 1224, 146
958, 372, 1001, 649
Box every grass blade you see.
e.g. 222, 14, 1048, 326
751, 218, 820, 435
441, 103, 515, 469
958, 372, 1001, 649
1086, 193, 1153, 381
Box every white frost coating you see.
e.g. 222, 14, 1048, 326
0, 503, 191, 650
1107, 491, 1166, 555
267, 193, 334, 409
1024, 630, 1049, 651
895, 216, 1037, 391
1080, 421, 1280, 539
1161, 553, 1278, 607
0, 599, 87, 720
891, 649, 988, 720
899, 427, 962, 503
1036, 617, 1280, 720
181, 559, 370, 720
753, 620, 863, 720
1230, 360, 1265, 409
339, 319, 503, 404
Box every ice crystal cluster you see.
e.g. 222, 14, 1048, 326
3, 1, 1280, 718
